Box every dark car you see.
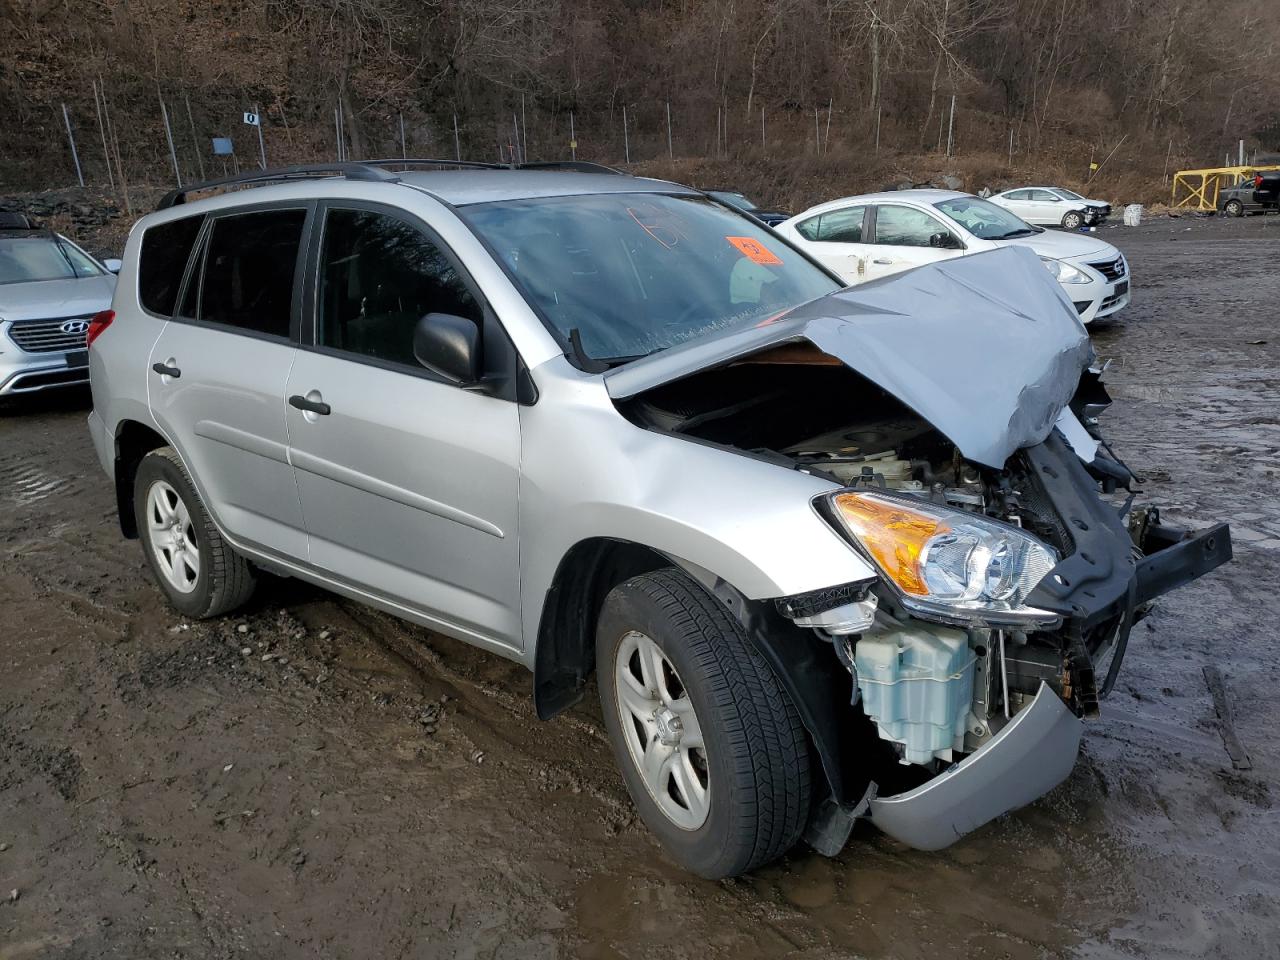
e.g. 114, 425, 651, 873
704, 189, 791, 226
1219, 172, 1280, 216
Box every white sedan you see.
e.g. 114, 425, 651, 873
988, 186, 1111, 229
775, 190, 1130, 324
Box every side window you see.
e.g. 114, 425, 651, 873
817, 206, 866, 243
317, 208, 482, 369
1030, 190, 1058, 201
199, 209, 305, 338
795, 215, 821, 241
873, 205, 950, 247
1005, 190, 1031, 201
138, 215, 204, 316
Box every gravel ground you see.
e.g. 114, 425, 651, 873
1, 213, 1277, 959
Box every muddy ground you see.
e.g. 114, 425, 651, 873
2, 213, 1278, 959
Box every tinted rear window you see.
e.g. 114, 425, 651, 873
139, 216, 203, 315
198, 209, 306, 338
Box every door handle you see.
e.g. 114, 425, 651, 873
289, 394, 331, 416
151, 361, 181, 378
872, 258, 894, 265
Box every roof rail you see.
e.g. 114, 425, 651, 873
515, 161, 625, 175
156, 162, 401, 211
359, 157, 506, 171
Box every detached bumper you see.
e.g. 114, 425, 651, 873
869, 682, 1082, 850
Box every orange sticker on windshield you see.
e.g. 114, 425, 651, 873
726, 236, 782, 265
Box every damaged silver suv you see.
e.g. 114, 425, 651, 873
88, 162, 1231, 878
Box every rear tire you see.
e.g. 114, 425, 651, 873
596, 568, 810, 878
1061, 210, 1084, 230
133, 446, 255, 619
1225, 199, 1244, 217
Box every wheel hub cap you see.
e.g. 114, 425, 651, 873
654, 706, 684, 746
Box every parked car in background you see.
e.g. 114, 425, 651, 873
703, 189, 791, 226
0, 214, 120, 397
989, 186, 1111, 229
776, 190, 1130, 324
1219, 172, 1280, 216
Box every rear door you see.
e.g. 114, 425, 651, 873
997, 190, 1036, 222
789, 206, 869, 284
147, 204, 310, 559
864, 203, 964, 281
285, 202, 522, 651
1029, 189, 1065, 223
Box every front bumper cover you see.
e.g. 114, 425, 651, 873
869, 681, 1081, 850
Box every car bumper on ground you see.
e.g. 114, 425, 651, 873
868, 681, 1083, 850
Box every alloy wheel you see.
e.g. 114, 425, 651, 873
613, 630, 710, 830
146, 479, 200, 593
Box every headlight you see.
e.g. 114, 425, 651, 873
822, 490, 1061, 627
1040, 256, 1089, 284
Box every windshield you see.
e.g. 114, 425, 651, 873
0, 235, 104, 285
708, 191, 758, 212
934, 197, 1042, 240
1055, 188, 1086, 201
461, 193, 839, 361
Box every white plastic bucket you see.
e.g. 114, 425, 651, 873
1123, 204, 1143, 226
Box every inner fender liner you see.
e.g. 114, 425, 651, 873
673, 559, 879, 806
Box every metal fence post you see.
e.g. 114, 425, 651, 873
184, 95, 205, 181
61, 103, 85, 187
760, 106, 765, 154
91, 81, 115, 190
946, 94, 956, 158
159, 95, 182, 186
521, 93, 528, 161
254, 103, 267, 168
570, 111, 576, 161
666, 101, 673, 160
453, 114, 461, 161
400, 112, 407, 160
622, 105, 630, 163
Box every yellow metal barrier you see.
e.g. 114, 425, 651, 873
1171, 165, 1280, 211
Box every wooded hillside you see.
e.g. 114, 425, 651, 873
3, 0, 1278, 205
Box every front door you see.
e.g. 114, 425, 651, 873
147, 205, 310, 559
285, 204, 522, 651
864, 204, 965, 281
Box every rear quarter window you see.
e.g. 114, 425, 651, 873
139, 215, 204, 316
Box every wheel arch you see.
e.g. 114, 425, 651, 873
532, 537, 876, 807
113, 419, 171, 538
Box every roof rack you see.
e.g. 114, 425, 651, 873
155, 157, 630, 211
361, 158, 625, 175
156, 162, 402, 210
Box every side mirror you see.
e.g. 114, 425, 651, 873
103, 258, 123, 274
929, 232, 959, 250
413, 312, 481, 384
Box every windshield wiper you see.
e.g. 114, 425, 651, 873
994, 227, 1038, 239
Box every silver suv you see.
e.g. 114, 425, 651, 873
88, 161, 1230, 877
1, 215, 121, 397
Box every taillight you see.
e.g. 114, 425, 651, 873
86, 309, 114, 347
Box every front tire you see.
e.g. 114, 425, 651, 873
1061, 210, 1084, 230
1225, 199, 1244, 217
596, 568, 810, 878
133, 447, 255, 619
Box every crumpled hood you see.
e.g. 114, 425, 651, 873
0, 274, 116, 322
605, 245, 1093, 469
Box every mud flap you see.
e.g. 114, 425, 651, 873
867, 682, 1083, 851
